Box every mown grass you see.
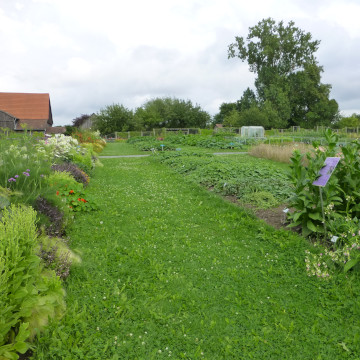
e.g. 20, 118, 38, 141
32, 149, 360, 359
101, 141, 146, 156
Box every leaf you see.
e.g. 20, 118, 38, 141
308, 212, 323, 221
306, 219, 318, 232
344, 257, 360, 273
292, 211, 302, 222
14, 341, 29, 354
302, 226, 312, 237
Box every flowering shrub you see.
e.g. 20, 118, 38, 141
305, 238, 360, 279
0, 141, 51, 205
37, 134, 79, 161
56, 183, 98, 212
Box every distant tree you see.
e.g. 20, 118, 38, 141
228, 18, 338, 128
335, 115, 360, 129
236, 88, 258, 112
239, 106, 270, 128
135, 97, 210, 129
223, 109, 241, 127
212, 102, 237, 125
64, 125, 76, 136
94, 104, 134, 135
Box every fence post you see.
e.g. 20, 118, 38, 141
153, 129, 155, 136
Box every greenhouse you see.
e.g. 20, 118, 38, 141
240, 126, 265, 138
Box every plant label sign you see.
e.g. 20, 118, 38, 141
312, 157, 341, 187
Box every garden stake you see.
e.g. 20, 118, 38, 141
319, 187, 327, 240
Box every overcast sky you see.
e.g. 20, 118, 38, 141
0, 0, 359, 126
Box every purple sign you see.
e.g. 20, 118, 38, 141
312, 157, 341, 187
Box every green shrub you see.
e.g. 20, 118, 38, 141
0, 205, 65, 359
69, 147, 94, 174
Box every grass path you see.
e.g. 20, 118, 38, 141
33, 148, 360, 359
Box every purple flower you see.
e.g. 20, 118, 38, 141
8, 178, 16, 182
40, 174, 44, 177
14, 175, 19, 178
26, 169, 30, 172
23, 172, 30, 176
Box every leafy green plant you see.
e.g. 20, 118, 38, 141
56, 183, 98, 212
287, 130, 342, 236
0, 205, 65, 359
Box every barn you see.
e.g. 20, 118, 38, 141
0, 92, 53, 132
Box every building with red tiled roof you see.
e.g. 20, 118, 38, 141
0, 92, 53, 131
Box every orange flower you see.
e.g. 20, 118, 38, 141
56, 191, 59, 196
69, 190, 74, 194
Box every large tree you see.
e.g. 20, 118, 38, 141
135, 97, 210, 129
94, 104, 134, 135
228, 18, 338, 128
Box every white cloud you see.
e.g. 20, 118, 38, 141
0, 0, 359, 125
319, 2, 360, 39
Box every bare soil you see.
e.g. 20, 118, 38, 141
223, 194, 294, 230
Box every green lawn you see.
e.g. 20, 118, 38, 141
32, 145, 360, 359
101, 141, 147, 156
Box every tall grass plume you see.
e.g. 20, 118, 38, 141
249, 142, 311, 164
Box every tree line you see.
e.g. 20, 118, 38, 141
73, 97, 211, 135
73, 18, 358, 134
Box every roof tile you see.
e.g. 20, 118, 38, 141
0, 92, 51, 120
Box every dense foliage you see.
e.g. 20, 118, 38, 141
128, 134, 245, 151
157, 151, 292, 208
92, 98, 210, 135
93, 104, 135, 134
134, 97, 210, 130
